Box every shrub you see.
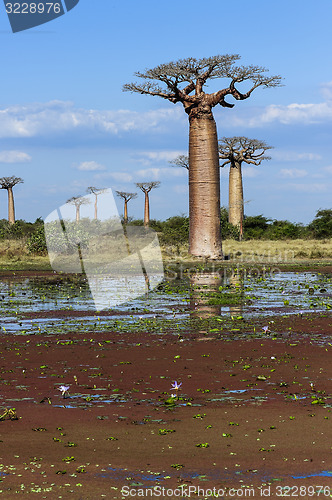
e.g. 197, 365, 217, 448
308, 209, 332, 239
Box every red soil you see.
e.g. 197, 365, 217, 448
0, 309, 331, 498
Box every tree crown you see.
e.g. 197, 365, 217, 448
219, 137, 273, 166
0, 176, 24, 189
66, 196, 90, 207
124, 55, 282, 110
116, 191, 138, 201
86, 186, 108, 196
135, 181, 160, 193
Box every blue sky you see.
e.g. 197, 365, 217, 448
1, 0, 332, 224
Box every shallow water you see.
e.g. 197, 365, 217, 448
0, 271, 330, 335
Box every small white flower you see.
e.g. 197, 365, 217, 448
171, 381, 182, 391
58, 385, 70, 398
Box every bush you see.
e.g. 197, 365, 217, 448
265, 220, 306, 240
220, 207, 240, 239
308, 209, 332, 239
243, 215, 270, 239
26, 225, 47, 254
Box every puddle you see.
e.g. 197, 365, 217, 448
292, 470, 332, 479
0, 271, 330, 335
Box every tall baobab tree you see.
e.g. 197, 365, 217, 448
135, 182, 160, 227
0, 176, 23, 224
66, 196, 90, 222
115, 191, 137, 224
124, 55, 281, 258
219, 137, 273, 240
86, 186, 108, 220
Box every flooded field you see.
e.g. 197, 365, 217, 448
0, 268, 331, 498
0, 270, 331, 335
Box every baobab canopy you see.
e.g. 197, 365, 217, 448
123, 55, 282, 113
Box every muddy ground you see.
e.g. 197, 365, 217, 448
0, 270, 331, 499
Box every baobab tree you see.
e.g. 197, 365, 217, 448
86, 186, 108, 220
0, 176, 23, 224
135, 181, 160, 227
219, 137, 273, 240
115, 191, 137, 224
66, 196, 90, 222
124, 55, 281, 258
169, 154, 189, 171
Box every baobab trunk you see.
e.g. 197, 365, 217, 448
228, 161, 244, 239
8, 187, 15, 225
76, 206, 80, 222
94, 197, 98, 220
188, 115, 223, 258
144, 191, 150, 227
124, 200, 128, 224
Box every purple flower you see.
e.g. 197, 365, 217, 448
171, 381, 182, 391
262, 326, 270, 333
58, 385, 70, 398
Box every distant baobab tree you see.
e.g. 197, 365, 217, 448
124, 55, 281, 258
0, 176, 23, 224
135, 182, 160, 227
66, 196, 90, 222
219, 137, 273, 240
169, 154, 189, 171
86, 186, 108, 220
115, 191, 137, 224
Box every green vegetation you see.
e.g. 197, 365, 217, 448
0, 209, 330, 270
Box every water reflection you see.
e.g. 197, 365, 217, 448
189, 269, 245, 319
189, 272, 223, 318
229, 270, 244, 317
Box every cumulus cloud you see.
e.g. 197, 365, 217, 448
0, 100, 184, 139
75, 161, 106, 171
0, 150, 31, 163
279, 169, 308, 178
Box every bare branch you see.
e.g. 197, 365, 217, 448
135, 181, 160, 193
169, 154, 189, 170
115, 191, 138, 202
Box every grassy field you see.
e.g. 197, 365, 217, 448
0, 238, 331, 271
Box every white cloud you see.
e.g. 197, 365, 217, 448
95, 171, 133, 182
324, 165, 332, 174
279, 169, 308, 178
0, 150, 31, 163
247, 102, 332, 127
287, 183, 328, 193
136, 167, 186, 179
272, 151, 322, 162
76, 161, 106, 171
320, 81, 332, 101
0, 100, 184, 138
